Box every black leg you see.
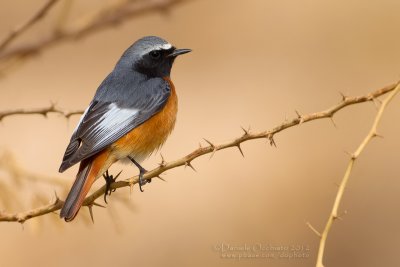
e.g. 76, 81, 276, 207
102, 170, 122, 203
128, 156, 149, 192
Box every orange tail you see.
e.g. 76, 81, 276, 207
60, 151, 110, 222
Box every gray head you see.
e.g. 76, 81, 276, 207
116, 36, 191, 77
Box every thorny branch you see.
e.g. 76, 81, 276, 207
0, 81, 398, 223
311, 82, 400, 267
0, 0, 191, 73
0, 104, 82, 121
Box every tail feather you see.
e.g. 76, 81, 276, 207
60, 160, 95, 222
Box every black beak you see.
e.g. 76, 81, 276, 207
167, 48, 192, 58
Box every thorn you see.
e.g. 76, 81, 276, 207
267, 134, 277, 147
209, 147, 217, 159
330, 116, 337, 128
53, 198, 59, 205
203, 138, 217, 159
343, 150, 355, 159
199, 142, 202, 148
129, 180, 134, 197
332, 210, 347, 221
203, 138, 215, 148
333, 182, 340, 187
159, 154, 166, 167
185, 161, 197, 172
49, 101, 57, 111
114, 170, 123, 180
305, 221, 321, 238
333, 214, 342, 221
339, 91, 347, 101
371, 97, 381, 109
372, 132, 384, 138
53, 190, 60, 203
92, 202, 106, 208
88, 205, 95, 224
369, 96, 382, 109
156, 175, 167, 182
240, 126, 250, 136
236, 143, 244, 157
295, 110, 304, 124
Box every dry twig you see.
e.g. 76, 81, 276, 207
312, 82, 400, 267
0, 104, 83, 121
0, 0, 60, 52
0, 82, 397, 223
0, 0, 190, 70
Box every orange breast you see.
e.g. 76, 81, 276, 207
111, 77, 178, 160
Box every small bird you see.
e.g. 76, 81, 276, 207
59, 36, 191, 221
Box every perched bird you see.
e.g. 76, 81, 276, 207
59, 36, 191, 221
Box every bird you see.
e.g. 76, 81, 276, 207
59, 36, 191, 222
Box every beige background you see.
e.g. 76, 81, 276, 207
0, 0, 400, 266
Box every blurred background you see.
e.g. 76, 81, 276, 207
0, 0, 399, 266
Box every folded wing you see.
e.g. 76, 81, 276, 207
59, 80, 170, 172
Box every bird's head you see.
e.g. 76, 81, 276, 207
117, 36, 191, 77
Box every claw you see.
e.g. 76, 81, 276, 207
128, 156, 149, 192
103, 170, 122, 203
138, 168, 148, 192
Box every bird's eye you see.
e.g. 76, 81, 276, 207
149, 50, 161, 59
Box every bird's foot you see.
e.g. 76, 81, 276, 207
128, 156, 151, 192
138, 167, 150, 192
103, 170, 122, 203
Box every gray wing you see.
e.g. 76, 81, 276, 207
59, 79, 170, 172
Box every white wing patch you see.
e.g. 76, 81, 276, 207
73, 106, 89, 133
90, 103, 139, 150
95, 103, 139, 138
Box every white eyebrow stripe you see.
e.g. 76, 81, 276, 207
141, 43, 173, 55
158, 43, 172, 50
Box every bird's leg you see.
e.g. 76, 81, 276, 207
128, 156, 149, 192
102, 170, 122, 203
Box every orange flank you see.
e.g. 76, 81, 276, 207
111, 77, 178, 159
